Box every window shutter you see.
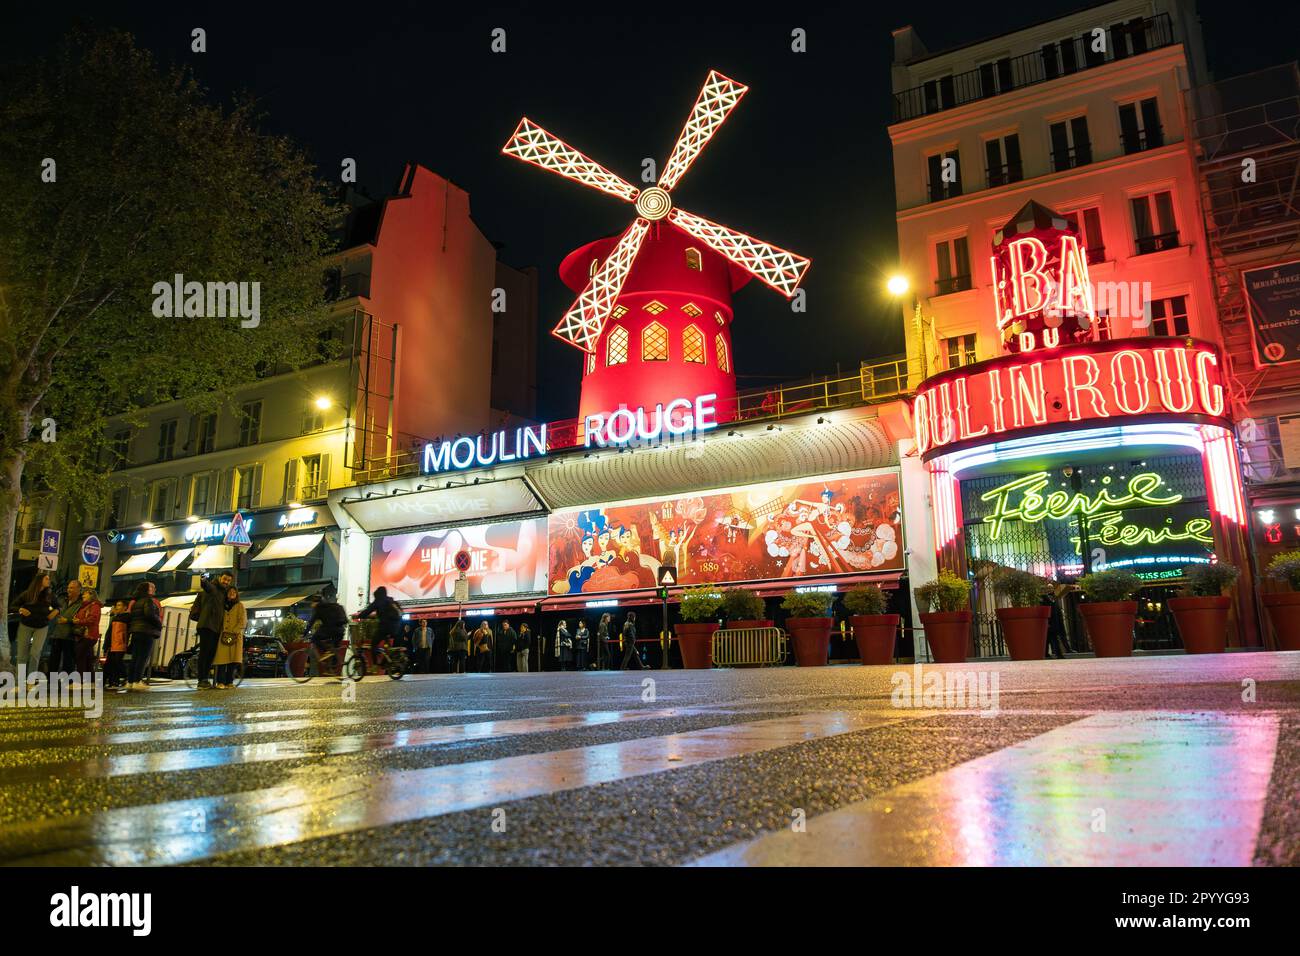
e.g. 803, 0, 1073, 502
173, 475, 189, 520
251, 464, 263, 508
283, 459, 299, 505
217, 469, 233, 512
317, 454, 331, 497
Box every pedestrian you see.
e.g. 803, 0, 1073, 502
357, 586, 404, 669
620, 611, 643, 670
556, 620, 573, 671
105, 600, 129, 688
414, 618, 433, 673
514, 622, 531, 673
306, 592, 348, 658
213, 585, 246, 689
1044, 586, 1068, 660
72, 586, 103, 678
448, 618, 469, 673
47, 578, 89, 679
124, 581, 162, 691
596, 612, 611, 670
192, 570, 234, 690
14, 571, 58, 677
473, 621, 493, 672
498, 619, 517, 672
575, 620, 591, 670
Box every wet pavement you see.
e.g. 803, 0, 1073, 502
0, 653, 1296, 865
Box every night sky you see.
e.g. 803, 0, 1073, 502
7, 1, 1297, 421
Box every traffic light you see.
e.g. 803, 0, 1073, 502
656, 587, 669, 601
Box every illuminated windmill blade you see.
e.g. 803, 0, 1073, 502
552, 218, 652, 352
668, 207, 810, 297
502, 118, 639, 203
658, 70, 749, 192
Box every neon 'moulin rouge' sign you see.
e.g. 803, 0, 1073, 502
914, 338, 1228, 458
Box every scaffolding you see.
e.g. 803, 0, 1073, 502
1189, 63, 1300, 424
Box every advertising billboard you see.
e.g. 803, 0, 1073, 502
546, 470, 903, 595
1244, 259, 1300, 366
370, 517, 550, 602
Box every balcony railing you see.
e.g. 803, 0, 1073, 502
927, 180, 963, 203
1086, 244, 1106, 265
986, 162, 1024, 188
1051, 145, 1093, 171
893, 13, 1174, 123
1121, 126, 1165, 154
1135, 230, 1180, 255
935, 274, 973, 296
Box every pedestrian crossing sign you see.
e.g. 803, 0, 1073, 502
657, 565, 677, 586
223, 512, 252, 549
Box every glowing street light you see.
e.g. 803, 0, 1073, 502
887, 275, 910, 298
314, 396, 333, 410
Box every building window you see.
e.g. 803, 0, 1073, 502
612, 305, 628, 319
1131, 191, 1179, 254
935, 237, 972, 295
302, 406, 324, 435
1109, 18, 1152, 60
238, 401, 262, 447
193, 413, 217, 455
984, 134, 1022, 187
1040, 37, 1083, 80
111, 430, 131, 471
683, 325, 705, 364
1068, 207, 1106, 264
1149, 295, 1190, 337
233, 464, 260, 511
586, 353, 596, 376
589, 258, 600, 277
108, 487, 128, 527
714, 310, 726, 327
1095, 312, 1113, 341
642, 322, 669, 362
1050, 116, 1092, 171
681, 302, 702, 318
926, 150, 962, 202
715, 334, 730, 373
291, 454, 329, 501
944, 334, 977, 369
156, 420, 178, 462
922, 75, 956, 114
684, 248, 702, 271
1119, 98, 1163, 154
976, 58, 1014, 98
606, 325, 629, 366
150, 480, 172, 523
643, 300, 667, 315
190, 472, 212, 516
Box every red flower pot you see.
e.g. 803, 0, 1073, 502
1262, 592, 1300, 651
675, 622, 719, 669
995, 606, 1049, 661
920, 611, 971, 663
850, 614, 899, 665
787, 617, 833, 666
1079, 601, 1138, 657
1168, 596, 1230, 654
729, 619, 773, 630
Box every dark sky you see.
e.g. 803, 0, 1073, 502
7, 1, 1298, 420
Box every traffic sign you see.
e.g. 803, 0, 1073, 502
657, 565, 678, 586
37, 553, 57, 571
40, 528, 61, 557
78, 564, 100, 589
453, 574, 470, 604
454, 549, 472, 572
223, 512, 252, 549
81, 535, 102, 566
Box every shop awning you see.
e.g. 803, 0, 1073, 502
113, 551, 166, 577
160, 593, 198, 608
251, 533, 324, 563
190, 545, 235, 571
339, 476, 545, 533
159, 548, 194, 572
244, 588, 315, 610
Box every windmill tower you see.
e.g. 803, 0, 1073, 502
503, 70, 811, 426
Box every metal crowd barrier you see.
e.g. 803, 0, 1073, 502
711, 627, 788, 668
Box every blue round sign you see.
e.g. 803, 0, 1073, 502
81, 535, 102, 566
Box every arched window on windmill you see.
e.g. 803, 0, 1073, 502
585, 352, 596, 376
589, 258, 600, 277
715, 333, 730, 373
607, 325, 629, 366
683, 325, 705, 364
684, 247, 702, 271
642, 322, 669, 361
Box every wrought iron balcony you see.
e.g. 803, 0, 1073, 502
935, 274, 973, 296
1051, 145, 1094, 172
1135, 230, 1180, 255
1121, 126, 1166, 154
893, 13, 1174, 123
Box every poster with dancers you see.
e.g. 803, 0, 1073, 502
546, 470, 903, 594
371, 517, 550, 602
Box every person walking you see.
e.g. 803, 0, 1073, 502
497, 620, 517, 673
413, 618, 433, 674
1045, 585, 1069, 660
473, 621, 493, 672
213, 585, 246, 689
619, 611, 643, 670
72, 586, 103, 678
14, 572, 58, 677
575, 620, 591, 671
556, 620, 573, 671
105, 600, 130, 689
448, 619, 469, 673
47, 578, 89, 680
192, 571, 234, 690
124, 581, 162, 691
514, 622, 531, 673
596, 612, 612, 670
358, 586, 404, 670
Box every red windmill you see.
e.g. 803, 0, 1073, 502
503, 70, 811, 426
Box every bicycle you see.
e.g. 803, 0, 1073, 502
183, 654, 244, 689
284, 639, 366, 684
358, 640, 410, 680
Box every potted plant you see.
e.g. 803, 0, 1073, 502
992, 568, 1050, 661
1168, 563, 1239, 654
844, 583, 898, 665
914, 570, 972, 664
1076, 569, 1142, 657
676, 588, 723, 669
274, 615, 309, 678
1262, 551, 1300, 651
780, 590, 834, 666
722, 587, 769, 628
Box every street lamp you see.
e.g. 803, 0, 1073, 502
886, 274, 910, 298
314, 395, 333, 410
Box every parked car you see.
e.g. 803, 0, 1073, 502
166, 645, 199, 680
243, 635, 287, 677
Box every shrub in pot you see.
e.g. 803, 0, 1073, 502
914, 570, 972, 664
676, 588, 723, 669
722, 587, 769, 628
780, 590, 834, 666
844, 584, 897, 665
274, 615, 309, 678
1263, 551, 1300, 651
1168, 563, 1239, 654
1077, 569, 1142, 657
992, 568, 1050, 661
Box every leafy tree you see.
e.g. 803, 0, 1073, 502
0, 30, 336, 626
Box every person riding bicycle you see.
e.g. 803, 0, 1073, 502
357, 586, 403, 664
307, 593, 348, 655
